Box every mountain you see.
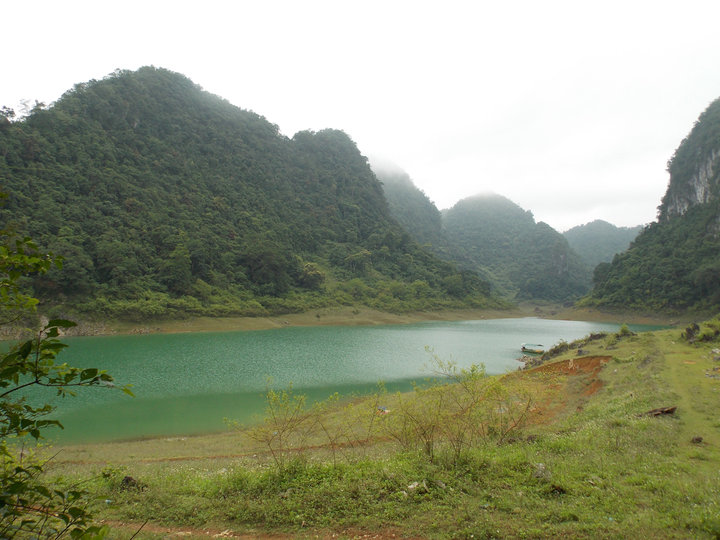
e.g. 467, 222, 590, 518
586, 97, 720, 311
0, 67, 499, 319
376, 169, 592, 302
659, 98, 720, 221
373, 167, 448, 253
441, 194, 591, 301
563, 220, 643, 269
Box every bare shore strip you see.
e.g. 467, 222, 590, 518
68, 304, 681, 337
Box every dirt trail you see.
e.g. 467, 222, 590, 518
101, 520, 282, 539
103, 520, 413, 539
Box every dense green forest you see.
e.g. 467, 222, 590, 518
441, 195, 591, 301
0, 67, 501, 320
588, 197, 720, 311
563, 219, 642, 269
586, 97, 720, 312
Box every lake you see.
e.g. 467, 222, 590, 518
37, 317, 658, 444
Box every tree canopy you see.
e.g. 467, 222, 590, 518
0, 67, 499, 319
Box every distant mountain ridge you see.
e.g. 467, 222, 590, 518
374, 167, 449, 253
563, 220, 643, 269
441, 195, 591, 301
375, 168, 592, 302
0, 66, 499, 318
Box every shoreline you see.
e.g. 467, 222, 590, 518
42, 305, 682, 451
61, 304, 682, 337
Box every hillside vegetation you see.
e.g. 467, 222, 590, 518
586, 97, 720, 312
0, 67, 500, 320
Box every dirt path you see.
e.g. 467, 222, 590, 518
103, 520, 414, 539
101, 520, 282, 539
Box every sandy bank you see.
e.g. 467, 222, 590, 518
69, 304, 681, 337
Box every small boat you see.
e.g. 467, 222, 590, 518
521, 343, 545, 355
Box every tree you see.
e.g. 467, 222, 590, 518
0, 232, 129, 538
0, 230, 56, 323
159, 241, 193, 295
298, 262, 325, 290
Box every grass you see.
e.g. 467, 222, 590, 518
40, 323, 720, 539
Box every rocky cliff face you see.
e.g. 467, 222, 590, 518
661, 147, 720, 219
659, 98, 720, 221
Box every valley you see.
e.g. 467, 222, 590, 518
1, 65, 719, 538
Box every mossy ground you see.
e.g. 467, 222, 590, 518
43, 323, 720, 539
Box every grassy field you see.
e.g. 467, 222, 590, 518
43, 320, 720, 539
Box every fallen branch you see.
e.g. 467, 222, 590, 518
640, 406, 677, 417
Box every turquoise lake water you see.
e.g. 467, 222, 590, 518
33, 318, 659, 443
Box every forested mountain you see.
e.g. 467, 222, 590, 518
586, 97, 720, 311
563, 220, 643, 269
0, 67, 499, 319
377, 170, 592, 301
441, 194, 591, 301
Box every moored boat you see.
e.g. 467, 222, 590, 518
521, 343, 545, 355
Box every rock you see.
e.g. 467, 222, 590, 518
533, 463, 551, 481
407, 480, 429, 493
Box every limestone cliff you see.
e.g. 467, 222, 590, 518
659, 98, 720, 221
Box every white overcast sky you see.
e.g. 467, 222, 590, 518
4, 0, 720, 231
